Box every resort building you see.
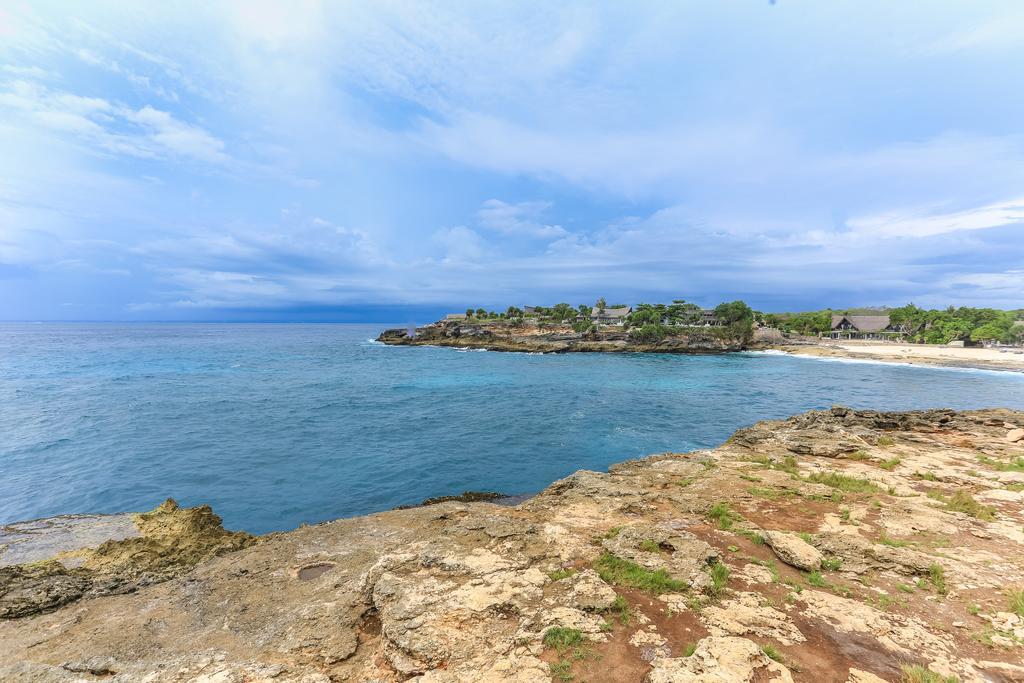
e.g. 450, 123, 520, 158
445, 313, 467, 321
591, 306, 632, 325
700, 310, 724, 326
827, 314, 906, 340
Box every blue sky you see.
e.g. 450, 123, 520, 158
1, 1, 1022, 321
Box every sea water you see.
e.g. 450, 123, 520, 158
2, 323, 1022, 534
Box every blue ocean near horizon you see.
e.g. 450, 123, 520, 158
2, 323, 1023, 534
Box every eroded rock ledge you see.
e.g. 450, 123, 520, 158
377, 320, 747, 353
3, 407, 1024, 682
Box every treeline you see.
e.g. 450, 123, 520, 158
764, 305, 1024, 344
457, 299, 755, 343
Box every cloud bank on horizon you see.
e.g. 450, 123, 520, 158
1, 0, 1022, 320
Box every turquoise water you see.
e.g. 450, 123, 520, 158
2, 323, 1022, 534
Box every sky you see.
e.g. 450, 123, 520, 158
1, 1, 1023, 321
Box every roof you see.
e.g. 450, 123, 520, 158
592, 306, 631, 319
445, 313, 467, 320
831, 314, 891, 332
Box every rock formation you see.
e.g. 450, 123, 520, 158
3, 407, 1024, 682
377, 320, 747, 353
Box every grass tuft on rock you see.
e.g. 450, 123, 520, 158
1009, 588, 1024, 617
707, 502, 739, 530
928, 563, 947, 595
806, 471, 881, 493
926, 490, 996, 520
543, 626, 584, 652
594, 553, 687, 594
705, 562, 730, 597
900, 664, 958, 683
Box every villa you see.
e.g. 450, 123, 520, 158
591, 306, 632, 325
827, 314, 906, 340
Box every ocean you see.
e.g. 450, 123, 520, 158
2, 323, 1022, 534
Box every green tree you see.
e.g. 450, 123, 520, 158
506, 306, 523, 318
475, 308, 487, 318
596, 297, 606, 313
465, 308, 473, 318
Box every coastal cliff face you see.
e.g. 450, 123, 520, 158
3, 408, 1024, 682
377, 321, 747, 353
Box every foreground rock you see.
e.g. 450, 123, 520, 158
377, 319, 747, 353
3, 407, 1024, 682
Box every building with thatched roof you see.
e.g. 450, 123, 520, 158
590, 306, 632, 325
827, 314, 907, 340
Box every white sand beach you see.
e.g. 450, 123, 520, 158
777, 340, 1024, 373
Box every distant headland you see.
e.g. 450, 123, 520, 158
378, 300, 1024, 356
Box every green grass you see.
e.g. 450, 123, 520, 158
760, 644, 784, 663
849, 450, 870, 461
549, 660, 573, 682
927, 490, 996, 520
543, 627, 584, 652
806, 471, 881, 493
706, 562, 730, 598
897, 583, 915, 593
548, 568, 577, 581
914, 471, 939, 482
806, 570, 828, 587
682, 642, 697, 657
879, 534, 910, 548
639, 539, 662, 553
929, 563, 947, 595
978, 454, 1024, 472
747, 486, 796, 499
707, 502, 739, 530
900, 664, 958, 683
1009, 589, 1024, 617
737, 529, 766, 545
797, 531, 814, 544
880, 457, 901, 471
594, 553, 688, 594
877, 435, 895, 447
739, 473, 762, 482
602, 594, 631, 625
744, 454, 799, 475
821, 556, 843, 571
603, 526, 623, 539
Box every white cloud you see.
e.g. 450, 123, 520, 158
847, 197, 1024, 238
432, 226, 487, 263
0, 80, 228, 164
477, 200, 566, 239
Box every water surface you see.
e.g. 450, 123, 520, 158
2, 323, 1022, 533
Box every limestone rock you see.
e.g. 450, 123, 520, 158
1007, 428, 1024, 443
568, 569, 618, 611
646, 636, 794, 682
762, 531, 822, 571
701, 591, 805, 646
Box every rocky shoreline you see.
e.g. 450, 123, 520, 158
377, 321, 747, 354
3, 407, 1024, 682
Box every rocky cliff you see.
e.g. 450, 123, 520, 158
3, 408, 1024, 682
377, 321, 747, 353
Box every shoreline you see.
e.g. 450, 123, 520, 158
4, 406, 1024, 681
769, 341, 1024, 374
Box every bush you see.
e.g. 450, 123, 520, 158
628, 323, 669, 342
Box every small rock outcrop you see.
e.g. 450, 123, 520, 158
762, 531, 823, 571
